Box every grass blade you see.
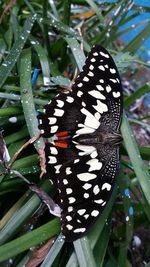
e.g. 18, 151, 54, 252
0, 219, 60, 263
121, 113, 150, 206
0, 14, 37, 88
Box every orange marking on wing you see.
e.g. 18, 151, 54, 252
54, 141, 68, 148
56, 131, 69, 137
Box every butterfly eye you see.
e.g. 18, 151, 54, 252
38, 45, 123, 242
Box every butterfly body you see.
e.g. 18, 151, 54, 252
38, 45, 123, 241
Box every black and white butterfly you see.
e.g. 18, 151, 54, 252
38, 45, 123, 242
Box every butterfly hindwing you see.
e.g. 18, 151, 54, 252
38, 44, 123, 241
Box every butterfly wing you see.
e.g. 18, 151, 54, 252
38, 45, 123, 241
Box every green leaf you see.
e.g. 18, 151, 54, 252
0, 219, 60, 263
74, 237, 97, 267
19, 48, 44, 151
121, 113, 150, 206
0, 15, 37, 88
124, 84, 150, 109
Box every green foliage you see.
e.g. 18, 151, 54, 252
0, 0, 150, 266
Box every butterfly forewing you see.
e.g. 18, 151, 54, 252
38, 45, 123, 241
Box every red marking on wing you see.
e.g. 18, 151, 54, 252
56, 131, 69, 137
54, 141, 68, 148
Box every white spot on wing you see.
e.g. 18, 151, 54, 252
91, 210, 99, 217
66, 167, 72, 175
63, 179, 68, 185
54, 109, 64, 117
88, 71, 94, 77
77, 82, 83, 87
89, 64, 94, 70
86, 158, 102, 172
94, 199, 104, 204
98, 65, 105, 71
48, 156, 57, 164
66, 215, 72, 221
93, 185, 100, 195
66, 96, 74, 103
54, 164, 62, 173
96, 85, 104, 91
106, 85, 111, 93
110, 68, 116, 74
48, 117, 57, 125
84, 193, 89, 198
74, 159, 79, 163
90, 150, 98, 158
93, 52, 98, 56
50, 147, 58, 155
50, 125, 58, 133
66, 188, 73, 194
113, 91, 120, 98
110, 78, 117, 83
69, 197, 76, 203
81, 107, 100, 129
77, 173, 96, 181
66, 224, 73, 230
88, 90, 106, 100
83, 76, 89, 82
94, 112, 101, 120
74, 228, 86, 233
100, 51, 109, 58
77, 90, 83, 97
68, 206, 73, 212
91, 58, 96, 62
93, 100, 108, 113
102, 183, 111, 191
56, 99, 64, 108
76, 144, 95, 156
76, 126, 95, 135
77, 209, 86, 215
82, 183, 92, 190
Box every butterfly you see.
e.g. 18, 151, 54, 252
38, 45, 123, 242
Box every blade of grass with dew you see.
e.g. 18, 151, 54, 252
124, 22, 150, 54
16, 251, 33, 267
124, 84, 150, 109
74, 237, 97, 267
66, 252, 78, 267
93, 219, 111, 267
0, 14, 37, 88
65, 37, 86, 71
30, 36, 51, 86
0, 180, 53, 244
12, 154, 38, 169
48, 0, 59, 19
117, 172, 134, 267
39, 15, 79, 38
19, 48, 44, 151
121, 113, 150, 206
85, 0, 103, 22
0, 92, 49, 106
40, 234, 65, 267
0, 218, 60, 263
